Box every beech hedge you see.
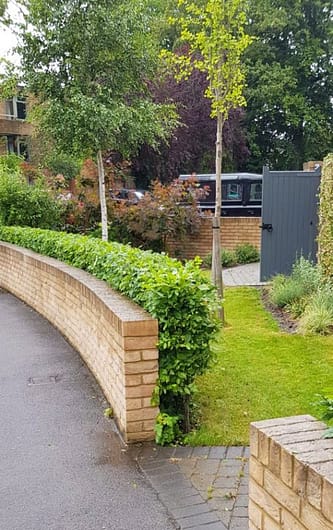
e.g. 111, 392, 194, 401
0, 226, 219, 442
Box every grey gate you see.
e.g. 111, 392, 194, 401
260, 166, 321, 281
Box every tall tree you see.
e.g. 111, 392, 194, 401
132, 68, 249, 187
16, 0, 176, 240
245, 0, 333, 171
162, 0, 253, 320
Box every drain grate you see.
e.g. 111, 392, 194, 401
28, 374, 63, 386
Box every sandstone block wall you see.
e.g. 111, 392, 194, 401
167, 216, 261, 260
0, 242, 159, 443
249, 415, 333, 529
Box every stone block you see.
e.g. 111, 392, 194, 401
280, 509, 307, 530
301, 500, 333, 530
264, 468, 300, 518
249, 498, 263, 528
306, 467, 322, 510
250, 456, 264, 486
280, 448, 293, 487
262, 513, 280, 530
322, 478, 333, 523
249, 480, 280, 523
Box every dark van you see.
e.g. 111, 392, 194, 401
179, 173, 262, 217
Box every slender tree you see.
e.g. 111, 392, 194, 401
15, 0, 176, 240
162, 0, 253, 319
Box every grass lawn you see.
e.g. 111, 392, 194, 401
187, 287, 333, 446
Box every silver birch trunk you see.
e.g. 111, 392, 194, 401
97, 149, 108, 242
212, 112, 224, 322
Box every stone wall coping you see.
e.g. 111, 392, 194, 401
250, 415, 333, 482
0, 241, 157, 335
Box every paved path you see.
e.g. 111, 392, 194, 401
0, 289, 250, 530
223, 262, 264, 287
130, 444, 249, 530
0, 290, 176, 530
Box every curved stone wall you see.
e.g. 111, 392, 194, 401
0, 242, 159, 443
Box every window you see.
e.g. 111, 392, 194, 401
5, 96, 27, 120
222, 182, 242, 201
249, 182, 262, 202
7, 135, 29, 159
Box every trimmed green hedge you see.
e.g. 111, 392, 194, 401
0, 226, 219, 443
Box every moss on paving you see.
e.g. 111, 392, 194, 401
187, 287, 333, 446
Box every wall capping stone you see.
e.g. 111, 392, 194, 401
0, 242, 159, 443
249, 415, 333, 529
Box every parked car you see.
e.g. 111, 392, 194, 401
109, 188, 146, 204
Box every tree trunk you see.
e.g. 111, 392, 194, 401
212, 112, 224, 322
97, 149, 108, 242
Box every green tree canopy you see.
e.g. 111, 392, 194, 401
15, 0, 177, 239
18, 0, 175, 157
245, 0, 333, 171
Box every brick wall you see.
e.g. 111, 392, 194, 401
0, 118, 32, 136
249, 415, 333, 529
0, 242, 159, 443
167, 216, 262, 260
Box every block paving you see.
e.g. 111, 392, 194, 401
130, 443, 249, 530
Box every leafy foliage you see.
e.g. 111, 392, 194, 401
0, 161, 63, 229
245, 0, 333, 171
235, 243, 260, 264
0, 225, 220, 442
155, 412, 180, 445
46, 154, 81, 183
269, 257, 321, 312
298, 285, 333, 335
17, 0, 177, 158
318, 154, 333, 279
162, 0, 253, 119
132, 71, 249, 186
202, 243, 259, 269
316, 395, 333, 439
107, 179, 204, 251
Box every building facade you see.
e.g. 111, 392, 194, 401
0, 95, 32, 158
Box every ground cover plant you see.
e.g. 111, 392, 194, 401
202, 243, 259, 269
187, 287, 333, 446
269, 256, 333, 335
0, 225, 219, 444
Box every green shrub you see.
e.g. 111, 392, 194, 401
0, 154, 24, 173
270, 275, 307, 309
202, 253, 212, 268
221, 249, 237, 268
0, 225, 219, 442
47, 154, 80, 182
201, 250, 237, 268
235, 243, 260, 264
0, 168, 64, 229
298, 285, 333, 335
315, 395, 333, 438
291, 256, 321, 292
270, 257, 320, 311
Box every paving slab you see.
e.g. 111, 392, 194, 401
132, 443, 249, 529
223, 262, 264, 286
